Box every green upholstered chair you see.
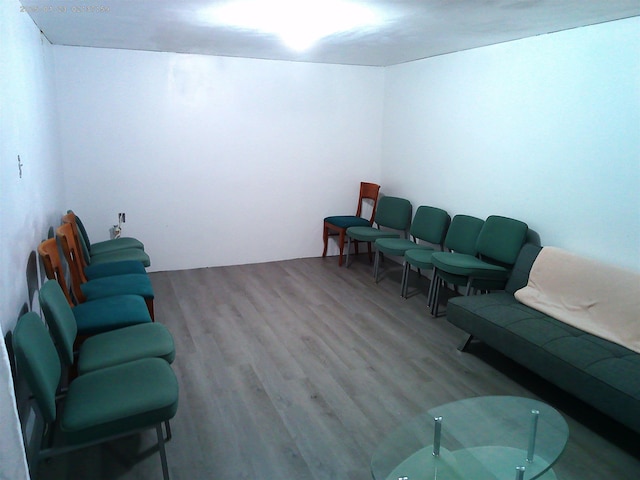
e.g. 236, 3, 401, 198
12, 312, 178, 480
38, 238, 152, 334
345, 196, 412, 268
322, 182, 380, 266
39, 280, 175, 375
56, 224, 156, 319
63, 213, 150, 271
402, 214, 484, 299
38, 238, 151, 337
68, 210, 145, 254
429, 215, 528, 316
58, 220, 146, 279
374, 205, 450, 286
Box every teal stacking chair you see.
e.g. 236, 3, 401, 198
68, 210, 145, 254
59, 218, 146, 279
39, 280, 175, 375
374, 205, 450, 286
322, 182, 380, 266
345, 196, 412, 268
430, 215, 528, 316
12, 312, 178, 480
402, 214, 484, 299
63, 212, 150, 271
38, 238, 152, 334
56, 224, 156, 319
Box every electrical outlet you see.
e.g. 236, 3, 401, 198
119, 213, 126, 223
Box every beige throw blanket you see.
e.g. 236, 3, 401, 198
515, 247, 640, 354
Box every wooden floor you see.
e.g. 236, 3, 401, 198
37, 256, 639, 479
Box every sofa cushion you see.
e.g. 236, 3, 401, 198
447, 293, 640, 433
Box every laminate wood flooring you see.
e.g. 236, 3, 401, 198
36, 256, 639, 479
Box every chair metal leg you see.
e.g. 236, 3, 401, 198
464, 278, 474, 296
345, 237, 352, 267
156, 424, 170, 480
401, 261, 410, 298
374, 250, 380, 282
458, 334, 474, 351
430, 273, 442, 317
164, 420, 172, 441
432, 281, 440, 317
427, 268, 438, 309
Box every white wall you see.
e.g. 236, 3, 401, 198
0, 1, 63, 477
54, 47, 384, 271
382, 18, 640, 271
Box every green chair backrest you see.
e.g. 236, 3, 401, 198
373, 196, 412, 231
12, 312, 62, 424
504, 243, 542, 295
39, 280, 78, 366
410, 206, 450, 245
476, 215, 529, 265
68, 210, 93, 259
69, 210, 90, 244
444, 215, 485, 255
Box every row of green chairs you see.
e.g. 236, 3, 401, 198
13, 309, 178, 480
67, 210, 150, 268
16, 212, 180, 477
330, 189, 528, 315
429, 214, 528, 316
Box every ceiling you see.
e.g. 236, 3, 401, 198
21, 0, 640, 66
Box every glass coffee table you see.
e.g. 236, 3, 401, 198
371, 396, 569, 480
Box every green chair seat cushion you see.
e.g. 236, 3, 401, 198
73, 213, 144, 254
62, 358, 179, 444
88, 248, 151, 268
78, 323, 175, 375
404, 249, 437, 270
431, 252, 509, 279
72, 295, 152, 335
84, 260, 146, 280
90, 237, 145, 255
346, 226, 400, 242
80, 274, 155, 301
437, 269, 508, 290
375, 238, 434, 257
324, 215, 371, 229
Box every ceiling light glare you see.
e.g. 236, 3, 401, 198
200, 0, 383, 51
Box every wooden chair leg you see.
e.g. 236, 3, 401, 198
337, 230, 346, 266
322, 224, 329, 258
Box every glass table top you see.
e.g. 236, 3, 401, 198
371, 396, 569, 480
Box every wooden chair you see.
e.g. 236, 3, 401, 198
62, 212, 151, 270
38, 237, 152, 334
322, 182, 380, 266
66, 210, 144, 253
56, 223, 155, 319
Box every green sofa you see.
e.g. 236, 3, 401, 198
446, 243, 640, 434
